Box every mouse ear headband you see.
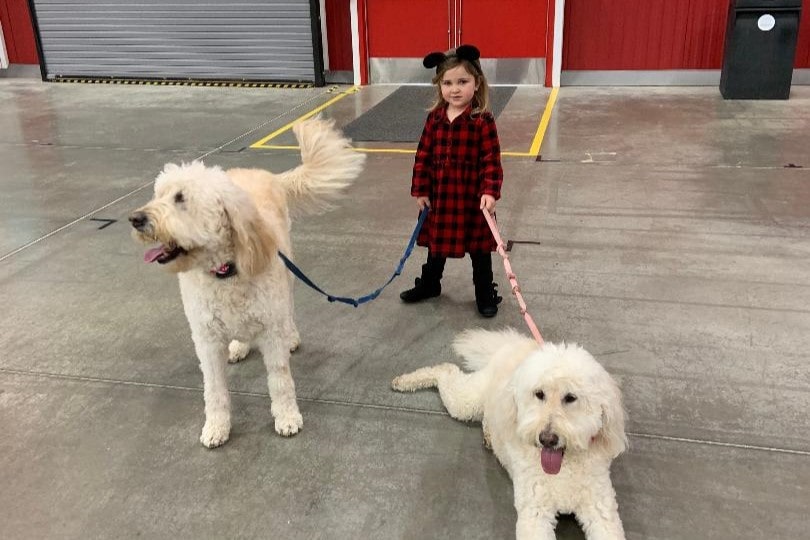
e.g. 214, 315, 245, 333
423, 44, 482, 75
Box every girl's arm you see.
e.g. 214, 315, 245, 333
478, 113, 503, 201
411, 114, 435, 199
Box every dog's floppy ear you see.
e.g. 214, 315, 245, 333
488, 379, 520, 443
222, 193, 276, 278
592, 375, 628, 459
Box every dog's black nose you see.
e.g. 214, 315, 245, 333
539, 430, 559, 448
129, 211, 148, 231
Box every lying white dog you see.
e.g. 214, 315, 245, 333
392, 328, 628, 540
129, 118, 365, 448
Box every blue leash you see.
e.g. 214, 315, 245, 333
278, 208, 428, 307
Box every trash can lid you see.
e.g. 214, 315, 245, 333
732, 0, 802, 9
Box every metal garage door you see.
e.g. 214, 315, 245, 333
31, 0, 321, 83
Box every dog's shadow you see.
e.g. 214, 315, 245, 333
555, 513, 587, 539
483, 451, 586, 539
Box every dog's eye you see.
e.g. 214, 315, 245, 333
563, 393, 577, 404
174, 191, 185, 204
535, 390, 545, 401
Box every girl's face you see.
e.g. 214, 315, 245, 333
440, 64, 479, 112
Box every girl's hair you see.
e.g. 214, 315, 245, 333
429, 50, 490, 114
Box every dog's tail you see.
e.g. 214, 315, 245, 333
454, 328, 530, 372
276, 117, 366, 216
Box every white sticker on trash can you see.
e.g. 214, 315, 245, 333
758, 14, 776, 32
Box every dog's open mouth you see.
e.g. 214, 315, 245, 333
143, 244, 186, 264
540, 447, 565, 475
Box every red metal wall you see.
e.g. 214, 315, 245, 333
325, 0, 353, 71
563, 0, 809, 70
797, 5, 810, 68
563, 0, 728, 70
457, 0, 547, 58
367, 0, 451, 57
366, 0, 547, 58
0, 0, 39, 64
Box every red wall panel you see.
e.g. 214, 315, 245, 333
0, 0, 38, 64
460, 0, 547, 58
367, 0, 451, 57
325, 0, 353, 71
796, 4, 810, 68
563, 0, 728, 70
367, 0, 547, 59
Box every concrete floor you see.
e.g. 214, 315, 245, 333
1, 78, 809, 540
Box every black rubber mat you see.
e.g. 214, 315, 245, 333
343, 86, 516, 143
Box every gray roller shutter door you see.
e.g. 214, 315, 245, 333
32, 0, 318, 82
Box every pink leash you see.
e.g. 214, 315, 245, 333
482, 208, 544, 345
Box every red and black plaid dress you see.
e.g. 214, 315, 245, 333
411, 105, 503, 258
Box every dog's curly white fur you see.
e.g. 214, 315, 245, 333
392, 328, 628, 540
130, 118, 365, 448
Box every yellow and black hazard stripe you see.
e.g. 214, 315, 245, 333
50, 78, 314, 89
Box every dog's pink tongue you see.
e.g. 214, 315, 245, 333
541, 448, 564, 475
144, 246, 165, 263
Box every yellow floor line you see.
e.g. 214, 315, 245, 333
250, 87, 359, 148
258, 145, 415, 154
529, 87, 559, 156
251, 86, 558, 158
256, 145, 538, 157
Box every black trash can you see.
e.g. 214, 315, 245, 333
720, 0, 802, 100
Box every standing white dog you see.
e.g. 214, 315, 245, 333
392, 328, 628, 539
130, 118, 365, 448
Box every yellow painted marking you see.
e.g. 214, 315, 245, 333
51, 78, 313, 89
528, 87, 558, 156
250, 87, 360, 148
251, 86, 554, 158
255, 146, 538, 157
258, 145, 415, 154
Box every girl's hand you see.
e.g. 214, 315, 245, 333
480, 194, 496, 212
416, 196, 431, 210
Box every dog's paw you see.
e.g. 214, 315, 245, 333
391, 375, 411, 392
391, 373, 419, 392
228, 340, 251, 364
289, 332, 301, 353
200, 421, 231, 448
392, 364, 455, 392
274, 410, 303, 437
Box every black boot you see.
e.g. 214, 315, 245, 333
400, 277, 441, 303
471, 253, 502, 317
400, 256, 445, 303
475, 282, 503, 317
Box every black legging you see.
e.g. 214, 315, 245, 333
422, 252, 493, 286
470, 252, 494, 287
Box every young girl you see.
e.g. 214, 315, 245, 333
400, 44, 503, 317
